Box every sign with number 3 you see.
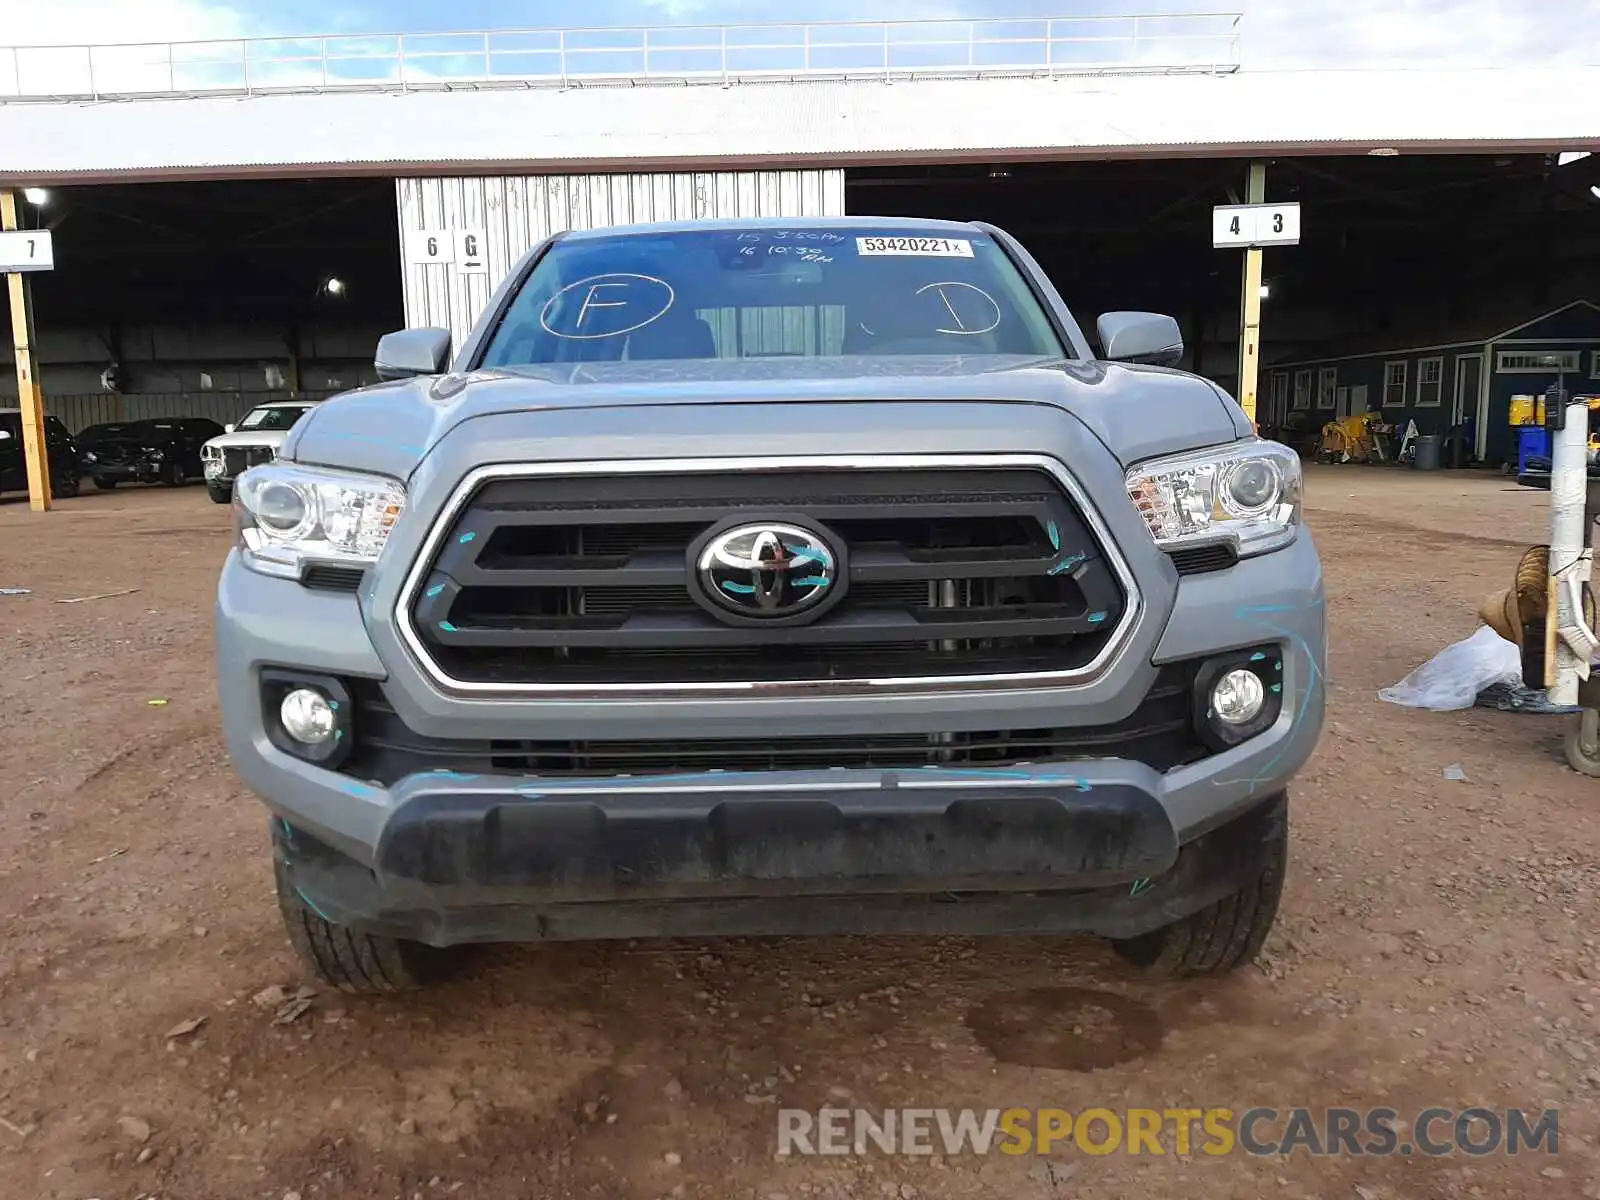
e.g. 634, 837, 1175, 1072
1211, 203, 1301, 249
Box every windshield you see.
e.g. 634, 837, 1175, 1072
478, 227, 1066, 368
237, 405, 309, 432
87, 420, 176, 439
81, 423, 133, 441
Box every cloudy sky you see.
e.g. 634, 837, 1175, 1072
5, 0, 1598, 70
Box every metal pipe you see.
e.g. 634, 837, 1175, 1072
0, 13, 1246, 100
1548, 387, 1596, 705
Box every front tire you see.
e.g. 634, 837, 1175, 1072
1112, 800, 1287, 978
207, 481, 231, 504
274, 857, 439, 994
163, 459, 187, 487
51, 471, 81, 499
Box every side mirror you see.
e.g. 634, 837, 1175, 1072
375, 327, 452, 381
224, 424, 235, 434
1097, 312, 1184, 368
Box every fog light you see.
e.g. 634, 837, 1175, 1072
1212, 668, 1266, 726
280, 688, 336, 745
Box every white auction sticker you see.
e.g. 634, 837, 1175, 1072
856, 236, 974, 258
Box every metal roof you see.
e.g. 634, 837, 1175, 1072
2, 65, 1598, 184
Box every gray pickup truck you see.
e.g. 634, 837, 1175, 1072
215, 217, 1325, 992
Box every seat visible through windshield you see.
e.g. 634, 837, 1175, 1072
479, 227, 1067, 368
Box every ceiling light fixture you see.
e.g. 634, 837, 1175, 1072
1367, 147, 1399, 157
1557, 151, 1593, 167
22, 187, 50, 205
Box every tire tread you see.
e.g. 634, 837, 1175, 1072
1113, 796, 1288, 979
274, 857, 430, 994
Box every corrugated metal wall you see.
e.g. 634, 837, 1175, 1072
396, 170, 846, 353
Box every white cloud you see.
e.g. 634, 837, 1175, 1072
5, 0, 1598, 75
1242, 0, 1600, 68
3, 0, 252, 47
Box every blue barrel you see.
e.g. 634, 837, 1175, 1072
1519, 427, 1552, 476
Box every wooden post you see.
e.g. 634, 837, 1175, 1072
1, 189, 50, 511
1235, 160, 1267, 425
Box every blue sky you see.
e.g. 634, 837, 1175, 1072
8, 0, 1599, 70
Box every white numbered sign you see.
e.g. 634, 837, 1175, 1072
455, 228, 488, 274
406, 228, 456, 265
1212, 203, 1301, 249
0, 229, 54, 273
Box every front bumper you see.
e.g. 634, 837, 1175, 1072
218, 525, 1324, 944
89, 459, 163, 482
275, 789, 1286, 944
220, 406, 1324, 944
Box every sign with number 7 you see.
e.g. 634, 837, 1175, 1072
0, 228, 54, 273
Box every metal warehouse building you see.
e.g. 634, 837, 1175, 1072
1, 13, 1598, 491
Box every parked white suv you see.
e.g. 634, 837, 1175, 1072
201, 400, 321, 504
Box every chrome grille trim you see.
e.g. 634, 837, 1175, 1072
393, 454, 1144, 699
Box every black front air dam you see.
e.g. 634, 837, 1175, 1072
273, 785, 1286, 947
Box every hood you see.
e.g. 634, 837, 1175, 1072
284, 355, 1249, 479
204, 427, 294, 451
84, 434, 167, 451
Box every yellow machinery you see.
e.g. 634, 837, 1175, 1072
1318, 410, 1386, 463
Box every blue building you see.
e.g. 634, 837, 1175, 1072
1264, 300, 1600, 465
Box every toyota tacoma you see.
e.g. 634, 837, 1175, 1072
215, 217, 1325, 992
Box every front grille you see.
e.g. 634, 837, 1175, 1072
91, 443, 135, 465
223, 447, 274, 477
405, 465, 1130, 688
343, 663, 1205, 785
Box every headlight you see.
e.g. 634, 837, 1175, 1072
1125, 440, 1302, 558
83, 451, 98, 463
201, 445, 220, 461
234, 463, 406, 580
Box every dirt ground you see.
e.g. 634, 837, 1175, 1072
3, 465, 1599, 1200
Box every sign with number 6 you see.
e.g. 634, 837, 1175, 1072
406, 228, 456, 265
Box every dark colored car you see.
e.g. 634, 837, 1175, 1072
0, 408, 81, 499
79, 417, 224, 489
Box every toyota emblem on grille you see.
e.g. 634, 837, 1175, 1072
695, 522, 840, 621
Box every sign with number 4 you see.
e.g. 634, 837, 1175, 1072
0, 229, 54, 273
1212, 203, 1301, 249
407, 228, 455, 265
